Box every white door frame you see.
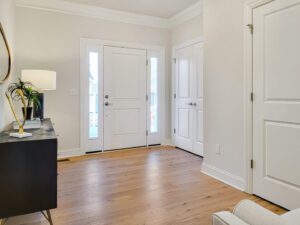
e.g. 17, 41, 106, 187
80, 38, 104, 154
147, 50, 164, 145
80, 38, 166, 154
244, 0, 275, 193
171, 37, 203, 146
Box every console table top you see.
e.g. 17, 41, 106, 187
0, 118, 57, 144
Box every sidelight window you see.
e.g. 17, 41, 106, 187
150, 57, 159, 133
89, 52, 99, 139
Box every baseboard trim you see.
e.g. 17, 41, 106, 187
162, 139, 174, 146
201, 163, 246, 191
58, 148, 82, 159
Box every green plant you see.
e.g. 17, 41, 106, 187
7, 78, 41, 109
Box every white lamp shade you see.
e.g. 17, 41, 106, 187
21, 70, 56, 91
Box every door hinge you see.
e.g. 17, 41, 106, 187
247, 24, 254, 34
250, 159, 254, 169
251, 92, 254, 102
173, 58, 177, 64
174, 93, 177, 99
146, 130, 149, 136
174, 128, 176, 134
146, 59, 149, 66
146, 94, 149, 101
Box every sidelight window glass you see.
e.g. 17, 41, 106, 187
89, 52, 99, 139
150, 57, 159, 133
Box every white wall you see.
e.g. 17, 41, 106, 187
202, 0, 247, 190
0, 0, 15, 131
15, 7, 172, 151
171, 14, 203, 45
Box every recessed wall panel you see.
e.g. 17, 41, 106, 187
178, 109, 190, 138
265, 5, 300, 101
113, 109, 139, 135
178, 57, 190, 98
265, 121, 300, 187
111, 53, 140, 99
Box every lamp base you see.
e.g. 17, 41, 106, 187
9, 132, 32, 138
33, 93, 44, 119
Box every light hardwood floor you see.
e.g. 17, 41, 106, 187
7, 146, 285, 225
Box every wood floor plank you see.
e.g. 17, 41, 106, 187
6, 147, 285, 225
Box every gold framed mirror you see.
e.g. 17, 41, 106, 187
0, 22, 11, 84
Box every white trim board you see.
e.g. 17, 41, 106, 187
202, 163, 246, 191
172, 37, 204, 50
58, 144, 173, 159
15, 0, 203, 29
162, 139, 174, 147
58, 148, 82, 159
169, 2, 203, 28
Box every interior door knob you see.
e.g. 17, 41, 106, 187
193, 103, 197, 106
105, 95, 109, 99
105, 102, 110, 106
188, 102, 193, 106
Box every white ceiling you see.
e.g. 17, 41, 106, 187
62, 0, 200, 18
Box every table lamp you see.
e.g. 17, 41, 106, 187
21, 70, 56, 119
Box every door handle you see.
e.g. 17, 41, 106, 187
105, 102, 111, 106
192, 103, 197, 106
105, 95, 109, 99
188, 102, 193, 106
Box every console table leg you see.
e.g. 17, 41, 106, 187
0, 218, 8, 225
46, 210, 53, 225
41, 210, 53, 225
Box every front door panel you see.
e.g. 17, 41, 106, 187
104, 46, 147, 150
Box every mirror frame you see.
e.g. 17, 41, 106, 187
0, 22, 11, 84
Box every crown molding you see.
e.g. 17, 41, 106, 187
15, 0, 169, 28
169, 1, 203, 27
15, 0, 202, 29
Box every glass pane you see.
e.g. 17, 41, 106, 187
150, 57, 158, 133
89, 52, 99, 139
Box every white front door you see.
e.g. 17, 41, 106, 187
104, 46, 147, 150
174, 42, 204, 156
253, 0, 300, 210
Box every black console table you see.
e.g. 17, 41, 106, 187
0, 119, 57, 225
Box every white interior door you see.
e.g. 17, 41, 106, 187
174, 43, 203, 156
253, 0, 300, 210
175, 46, 194, 152
104, 46, 147, 150
192, 43, 204, 156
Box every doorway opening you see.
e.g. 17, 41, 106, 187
172, 38, 204, 156
80, 39, 165, 153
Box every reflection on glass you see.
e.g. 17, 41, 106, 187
150, 57, 158, 133
89, 52, 99, 139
